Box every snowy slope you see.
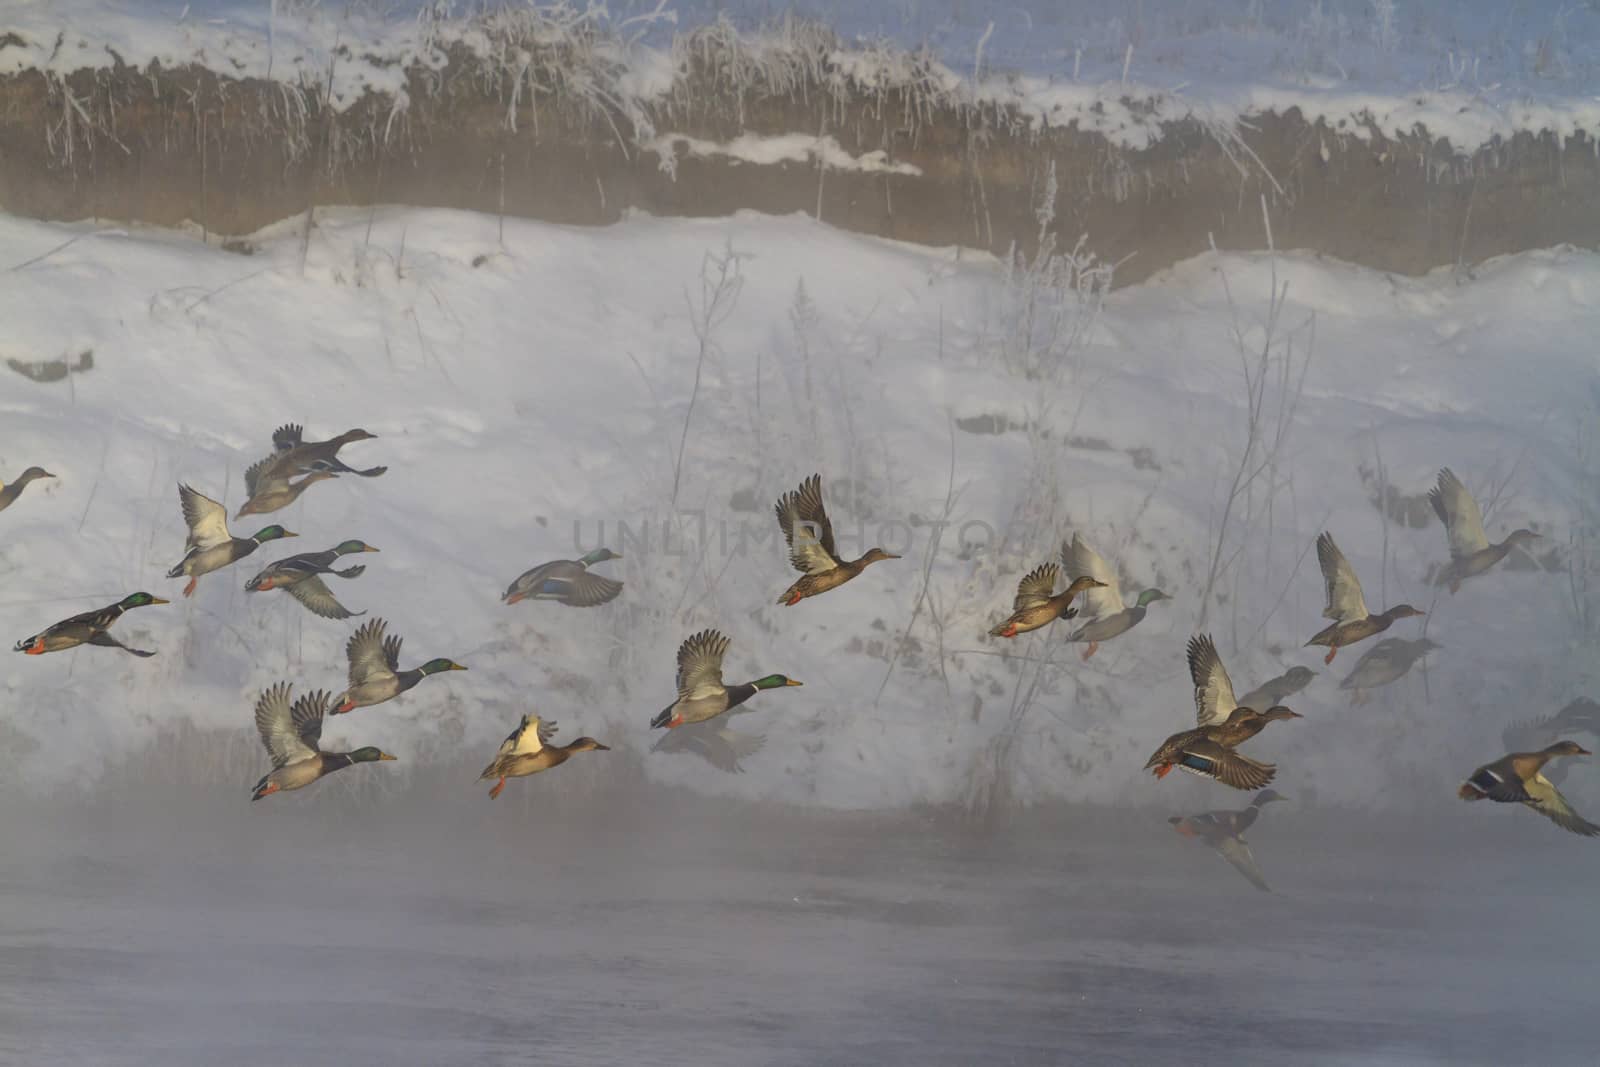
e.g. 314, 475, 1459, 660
4, 0, 1600, 152
1, 205, 1596, 810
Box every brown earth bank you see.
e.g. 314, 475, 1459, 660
2, 51, 1598, 286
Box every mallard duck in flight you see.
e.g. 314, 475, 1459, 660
1459, 741, 1599, 837
1305, 532, 1423, 664
13, 592, 167, 657
501, 548, 622, 607
1428, 468, 1539, 594
774, 474, 898, 605
250, 682, 396, 800
649, 629, 801, 729
330, 618, 467, 714
1059, 533, 1169, 659
0, 466, 54, 514
272, 424, 387, 478
245, 539, 379, 620
478, 714, 610, 799
167, 484, 296, 597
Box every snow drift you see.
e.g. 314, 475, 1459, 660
1, 205, 1596, 813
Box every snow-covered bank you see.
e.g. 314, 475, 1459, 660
2, 206, 1596, 811
6, 0, 1600, 153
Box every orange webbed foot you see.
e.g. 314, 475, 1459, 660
183, 577, 198, 598
1153, 764, 1173, 779
24, 639, 46, 655
1324, 647, 1337, 665
488, 778, 506, 799
1082, 641, 1099, 661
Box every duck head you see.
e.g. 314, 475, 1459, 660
349, 747, 399, 763
120, 592, 169, 609
419, 658, 468, 675
858, 548, 901, 565
1545, 740, 1592, 757
1135, 588, 1170, 608
581, 547, 622, 565
569, 737, 612, 753
336, 540, 381, 555
251, 525, 298, 544
1261, 705, 1303, 723
753, 674, 803, 690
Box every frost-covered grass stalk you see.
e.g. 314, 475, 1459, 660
1198, 196, 1316, 644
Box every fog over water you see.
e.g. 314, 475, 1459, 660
3, 765, 1597, 1065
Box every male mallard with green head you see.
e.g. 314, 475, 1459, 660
1059, 533, 1169, 658
167, 484, 297, 597
1429, 468, 1540, 594
272, 424, 387, 478
0, 466, 54, 514
1338, 637, 1440, 705
774, 474, 899, 605
650, 629, 801, 729
988, 562, 1105, 638
1305, 532, 1424, 664
1143, 635, 1303, 790
479, 714, 610, 799
13, 592, 168, 657
501, 548, 623, 607
1459, 741, 1599, 837
250, 682, 396, 801
330, 617, 467, 714
1169, 789, 1285, 892
245, 539, 380, 620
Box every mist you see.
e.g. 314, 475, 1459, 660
7, 1, 1600, 1063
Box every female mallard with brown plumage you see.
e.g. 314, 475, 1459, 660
13, 592, 167, 657
250, 682, 396, 801
1144, 706, 1301, 791
479, 714, 610, 798
1428, 468, 1540, 594
1502, 700, 1600, 785
1459, 741, 1599, 837
1059, 533, 1169, 659
1143, 634, 1303, 790
0, 466, 54, 514
774, 474, 899, 605
988, 562, 1106, 638
1305, 532, 1424, 664
234, 452, 337, 519
271, 424, 387, 478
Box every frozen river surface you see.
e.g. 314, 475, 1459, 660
2, 780, 1596, 1065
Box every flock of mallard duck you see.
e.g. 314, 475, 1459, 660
5, 446, 1595, 846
